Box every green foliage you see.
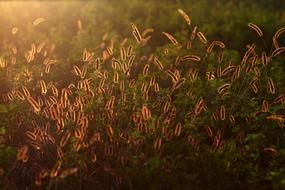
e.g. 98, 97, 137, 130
0, 1, 285, 190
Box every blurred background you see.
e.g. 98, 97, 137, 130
0, 0, 284, 59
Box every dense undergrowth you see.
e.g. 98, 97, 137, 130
0, 6, 285, 190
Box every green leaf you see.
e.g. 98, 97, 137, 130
0, 127, 5, 135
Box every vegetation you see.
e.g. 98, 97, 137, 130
0, 1, 285, 189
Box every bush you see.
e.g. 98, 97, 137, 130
0, 2, 285, 190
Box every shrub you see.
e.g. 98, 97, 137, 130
0, 5, 285, 190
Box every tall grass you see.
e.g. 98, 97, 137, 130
0, 8, 284, 190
